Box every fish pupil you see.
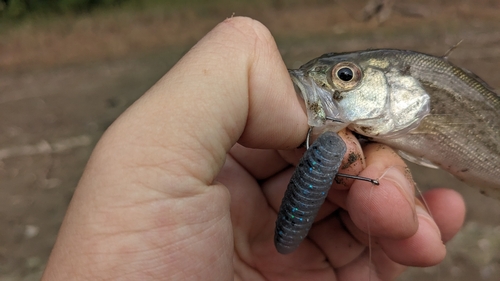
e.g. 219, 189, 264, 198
337, 67, 353, 81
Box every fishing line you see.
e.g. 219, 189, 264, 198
367, 179, 374, 281
443, 39, 464, 59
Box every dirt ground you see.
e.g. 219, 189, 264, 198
1, 1, 500, 280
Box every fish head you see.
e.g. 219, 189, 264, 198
290, 50, 430, 137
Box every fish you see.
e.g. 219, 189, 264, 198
275, 49, 500, 254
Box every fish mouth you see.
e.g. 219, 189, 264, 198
289, 69, 307, 100
288, 69, 347, 129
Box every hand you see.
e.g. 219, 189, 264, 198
42, 17, 465, 281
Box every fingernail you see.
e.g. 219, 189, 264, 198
379, 166, 415, 210
416, 204, 442, 238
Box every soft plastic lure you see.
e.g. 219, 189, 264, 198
274, 130, 346, 254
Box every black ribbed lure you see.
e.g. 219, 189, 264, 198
274, 131, 346, 254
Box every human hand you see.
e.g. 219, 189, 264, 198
42, 17, 465, 281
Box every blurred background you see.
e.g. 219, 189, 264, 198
0, 0, 499, 280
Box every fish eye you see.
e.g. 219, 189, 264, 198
337, 67, 353, 81
331, 62, 362, 90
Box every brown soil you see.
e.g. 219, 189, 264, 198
1, 1, 500, 280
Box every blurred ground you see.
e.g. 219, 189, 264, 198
1, 0, 500, 280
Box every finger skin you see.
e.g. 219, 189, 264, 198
308, 214, 366, 269
420, 188, 465, 243
375, 190, 465, 267
229, 144, 289, 180
336, 246, 406, 281
342, 144, 465, 269
42, 17, 307, 280
347, 144, 418, 239
337, 188, 464, 278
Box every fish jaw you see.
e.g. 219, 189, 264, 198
289, 69, 348, 131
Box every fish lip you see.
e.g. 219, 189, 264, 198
288, 69, 307, 100
289, 69, 347, 129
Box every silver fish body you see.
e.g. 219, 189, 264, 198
289, 49, 500, 198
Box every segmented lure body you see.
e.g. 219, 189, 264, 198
274, 131, 346, 254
